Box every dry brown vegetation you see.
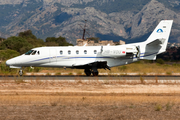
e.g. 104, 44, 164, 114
0, 79, 180, 119
0, 95, 180, 120
2, 61, 180, 76
26, 62, 180, 76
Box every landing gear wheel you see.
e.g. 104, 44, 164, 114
92, 71, 99, 76
19, 70, 23, 76
84, 69, 91, 76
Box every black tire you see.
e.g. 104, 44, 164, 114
84, 69, 91, 76
92, 71, 99, 76
19, 70, 23, 76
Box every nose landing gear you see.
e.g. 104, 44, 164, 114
18, 67, 26, 76
19, 69, 23, 76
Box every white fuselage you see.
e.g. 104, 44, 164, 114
6, 45, 139, 68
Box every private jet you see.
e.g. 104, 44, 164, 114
6, 20, 173, 76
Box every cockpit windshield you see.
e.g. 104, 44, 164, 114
31, 51, 37, 55
25, 50, 40, 55
25, 50, 34, 55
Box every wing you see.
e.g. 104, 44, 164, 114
72, 61, 110, 70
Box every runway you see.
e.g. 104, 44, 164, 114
0, 75, 180, 83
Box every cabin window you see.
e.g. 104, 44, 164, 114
68, 50, 71, 55
60, 50, 63, 55
94, 50, 97, 54
37, 51, 40, 55
84, 50, 87, 54
25, 50, 34, 55
76, 50, 79, 54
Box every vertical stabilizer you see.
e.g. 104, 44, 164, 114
140, 20, 173, 60
145, 20, 173, 53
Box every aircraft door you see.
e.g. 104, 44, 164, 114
49, 49, 57, 63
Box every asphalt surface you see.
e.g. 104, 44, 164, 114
0, 75, 180, 81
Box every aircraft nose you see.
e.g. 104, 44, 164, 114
6, 59, 16, 66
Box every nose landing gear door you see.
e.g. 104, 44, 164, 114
49, 49, 57, 63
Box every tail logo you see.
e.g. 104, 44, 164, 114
157, 29, 163, 33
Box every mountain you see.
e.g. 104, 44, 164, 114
0, 0, 180, 44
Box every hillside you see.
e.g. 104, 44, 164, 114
0, 0, 180, 44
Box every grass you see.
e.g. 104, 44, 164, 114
155, 104, 162, 111
55, 72, 61, 75
0, 95, 179, 120
42, 62, 180, 75
50, 101, 58, 106
140, 76, 144, 84
68, 72, 73, 75
0, 95, 179, 106
166, 72, 172, 75
0, 79, 179, 119
166, 102, 174, 111
1, 60, 180, 75
154, 102, 175, 111
82, 97, 86, 101
46, 73, 51, 76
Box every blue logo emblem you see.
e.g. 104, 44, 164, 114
157, 29, 163, 33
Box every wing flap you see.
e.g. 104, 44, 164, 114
72, 61, 110, 70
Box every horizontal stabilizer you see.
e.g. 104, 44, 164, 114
147, 38, 166, 46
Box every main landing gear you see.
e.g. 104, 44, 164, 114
84, 69, 91, 76
83, 62, 110, 76
84, 69, 99, 76
92, 71, 99, 76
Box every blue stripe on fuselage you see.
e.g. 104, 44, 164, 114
63, 57, 112, 59
25, 52, 158, 63
29, 57, 50, 63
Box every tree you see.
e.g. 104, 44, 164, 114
0, 49, 19, 60
0, 36, 33, 54
156, 58, 165, 64
18, 30, 37, 39
18, 30, 45, 48
56, 36, 71, 46
26, 38, 45, 47
45, 36, 73, 46
46, 37, 57, 43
